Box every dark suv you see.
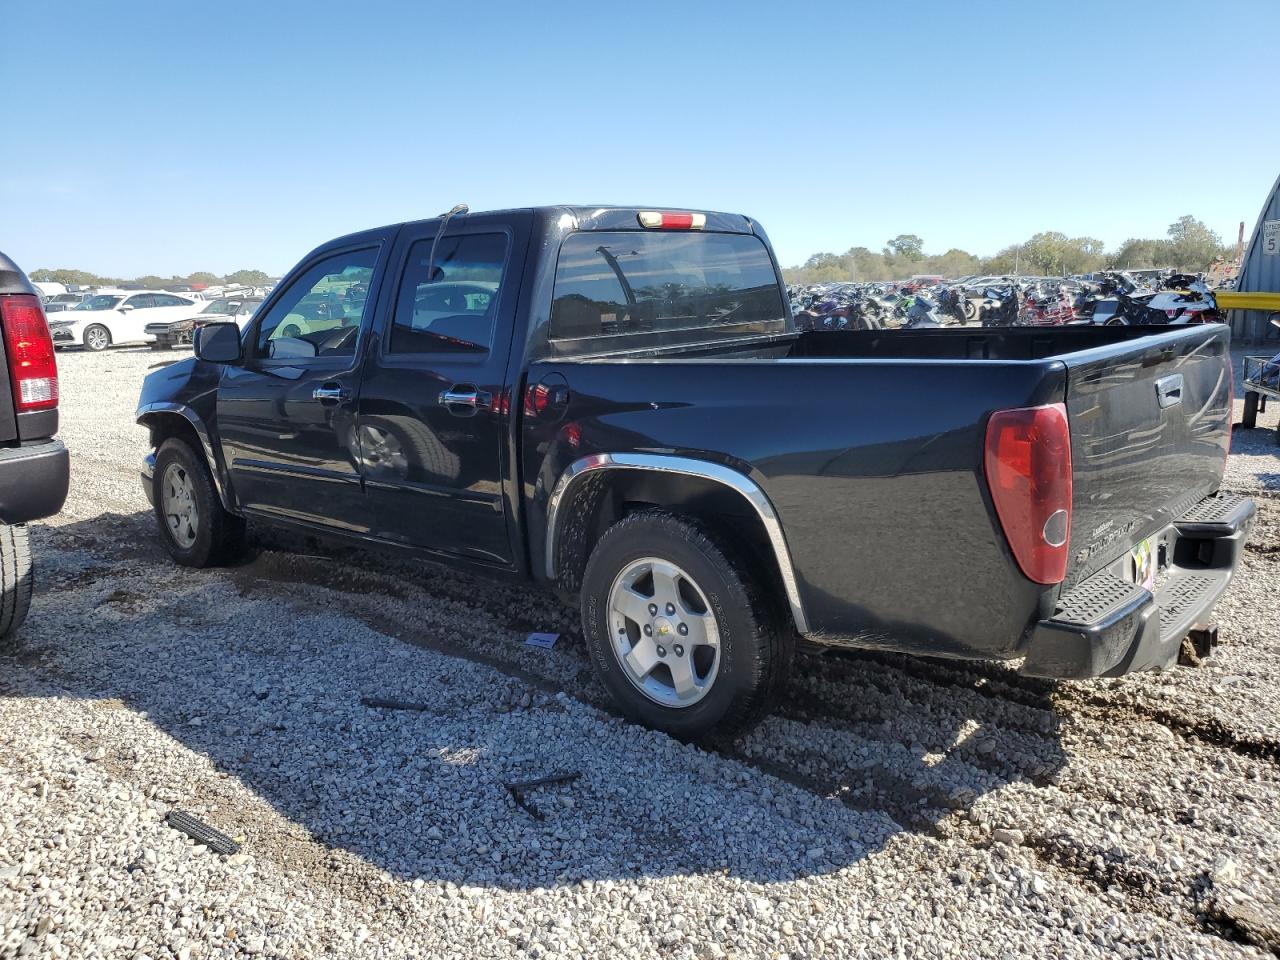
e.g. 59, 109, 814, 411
0, 253, 70, 642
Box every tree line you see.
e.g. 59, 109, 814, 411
783, 215, 1232, 285
27, 267, 273, 288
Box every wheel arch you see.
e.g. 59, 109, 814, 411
545, 454, 810, 635
136, 403, 233, 510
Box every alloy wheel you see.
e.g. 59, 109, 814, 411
161, 462, 199, 549
607, 557, 721, 707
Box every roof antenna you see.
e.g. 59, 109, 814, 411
426, 203, 468, 283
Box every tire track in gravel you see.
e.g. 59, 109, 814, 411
830, 648, 1280, 766
749, 708, 1272, 953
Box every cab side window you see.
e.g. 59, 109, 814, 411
125, 294, 156, 309
253, 248, 377, 360
389, 233, 508, 354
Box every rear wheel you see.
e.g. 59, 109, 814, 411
581, 510, 791, 741
152, 438, 245, 567
83, 324, 112, 351
0, 524, 33, 648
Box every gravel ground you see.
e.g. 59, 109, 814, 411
1, 344, 1278, 959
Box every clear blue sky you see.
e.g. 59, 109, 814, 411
3, 0, 1277, 276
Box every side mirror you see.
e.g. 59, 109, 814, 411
118, 304, 134, 312
194, 321, 242, 363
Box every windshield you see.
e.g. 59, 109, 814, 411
75, 295, 122, 311
548, 231, 786, 355
201, 299, 238, 315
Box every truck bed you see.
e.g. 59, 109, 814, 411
528, 323, 1234, 663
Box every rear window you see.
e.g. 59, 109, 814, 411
548, 231, 786, 355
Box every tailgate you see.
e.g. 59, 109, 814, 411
1061, 325, 1232, 590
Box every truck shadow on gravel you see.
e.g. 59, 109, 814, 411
10, 510, 1069, 889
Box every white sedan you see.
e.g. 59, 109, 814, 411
48, 291, 202, 351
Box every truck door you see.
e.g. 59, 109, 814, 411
216, 244, 382, 533
356, 214, 529, 565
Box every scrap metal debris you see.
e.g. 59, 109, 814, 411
164, 810, 240, 855
503, 771, 581, 820
360, 696, 435, 712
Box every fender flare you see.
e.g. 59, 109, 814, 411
135, 401, 232, 509
544, 453, 810, 634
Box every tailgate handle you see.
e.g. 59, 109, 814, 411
1155, 374, 1183, 409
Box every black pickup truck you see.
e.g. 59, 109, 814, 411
136, 206, 1253, 738
0, 253, 70, 642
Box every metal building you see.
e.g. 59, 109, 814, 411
1228, 171, 1280, 344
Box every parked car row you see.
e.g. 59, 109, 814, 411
145, 296, 264, 349
46, 292, 264, 351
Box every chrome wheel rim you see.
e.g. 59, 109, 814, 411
359, 425, 407, 475
161, 462, 199, 549
608, 557, 720, 708
86, 327, 108, 350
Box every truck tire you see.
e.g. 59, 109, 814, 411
83, 324, 112, 351
0, 524, 34, 647
152, 437, 245, 567
580, 509, 790, 741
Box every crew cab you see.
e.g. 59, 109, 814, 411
0, 253, 70, 642
135, 207, 1253, 739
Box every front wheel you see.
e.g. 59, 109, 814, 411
83, 324, 112, 351
581, 510, 791, 741
152, 438, 246, 567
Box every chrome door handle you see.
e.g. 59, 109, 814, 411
439, 387, 480, 407
1155, 373, 1183, 409
438, 385, 491, 417
312, 385, 348, 402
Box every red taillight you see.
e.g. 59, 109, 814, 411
0, 295, 59, 412
984, 403, 1072, 584
524, 383, 551, 417
637, 211, 706, 230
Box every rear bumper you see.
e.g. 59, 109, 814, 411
0, 439, 70, 524
1022, 492, 1255, 678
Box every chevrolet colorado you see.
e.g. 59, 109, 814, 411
136, 207, 1253, 738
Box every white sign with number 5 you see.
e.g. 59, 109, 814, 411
1264, 219, 1280, 256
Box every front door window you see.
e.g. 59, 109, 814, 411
253, 249, 377, 360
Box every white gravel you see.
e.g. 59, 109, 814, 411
1, 345, 1278, 959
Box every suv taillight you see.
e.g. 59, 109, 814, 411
0, 294, 59, 412
984, 403, 1072, 585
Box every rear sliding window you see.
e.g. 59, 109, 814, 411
548, 231, 786, 355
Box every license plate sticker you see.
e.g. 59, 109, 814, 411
1132, 539, 1155, 592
